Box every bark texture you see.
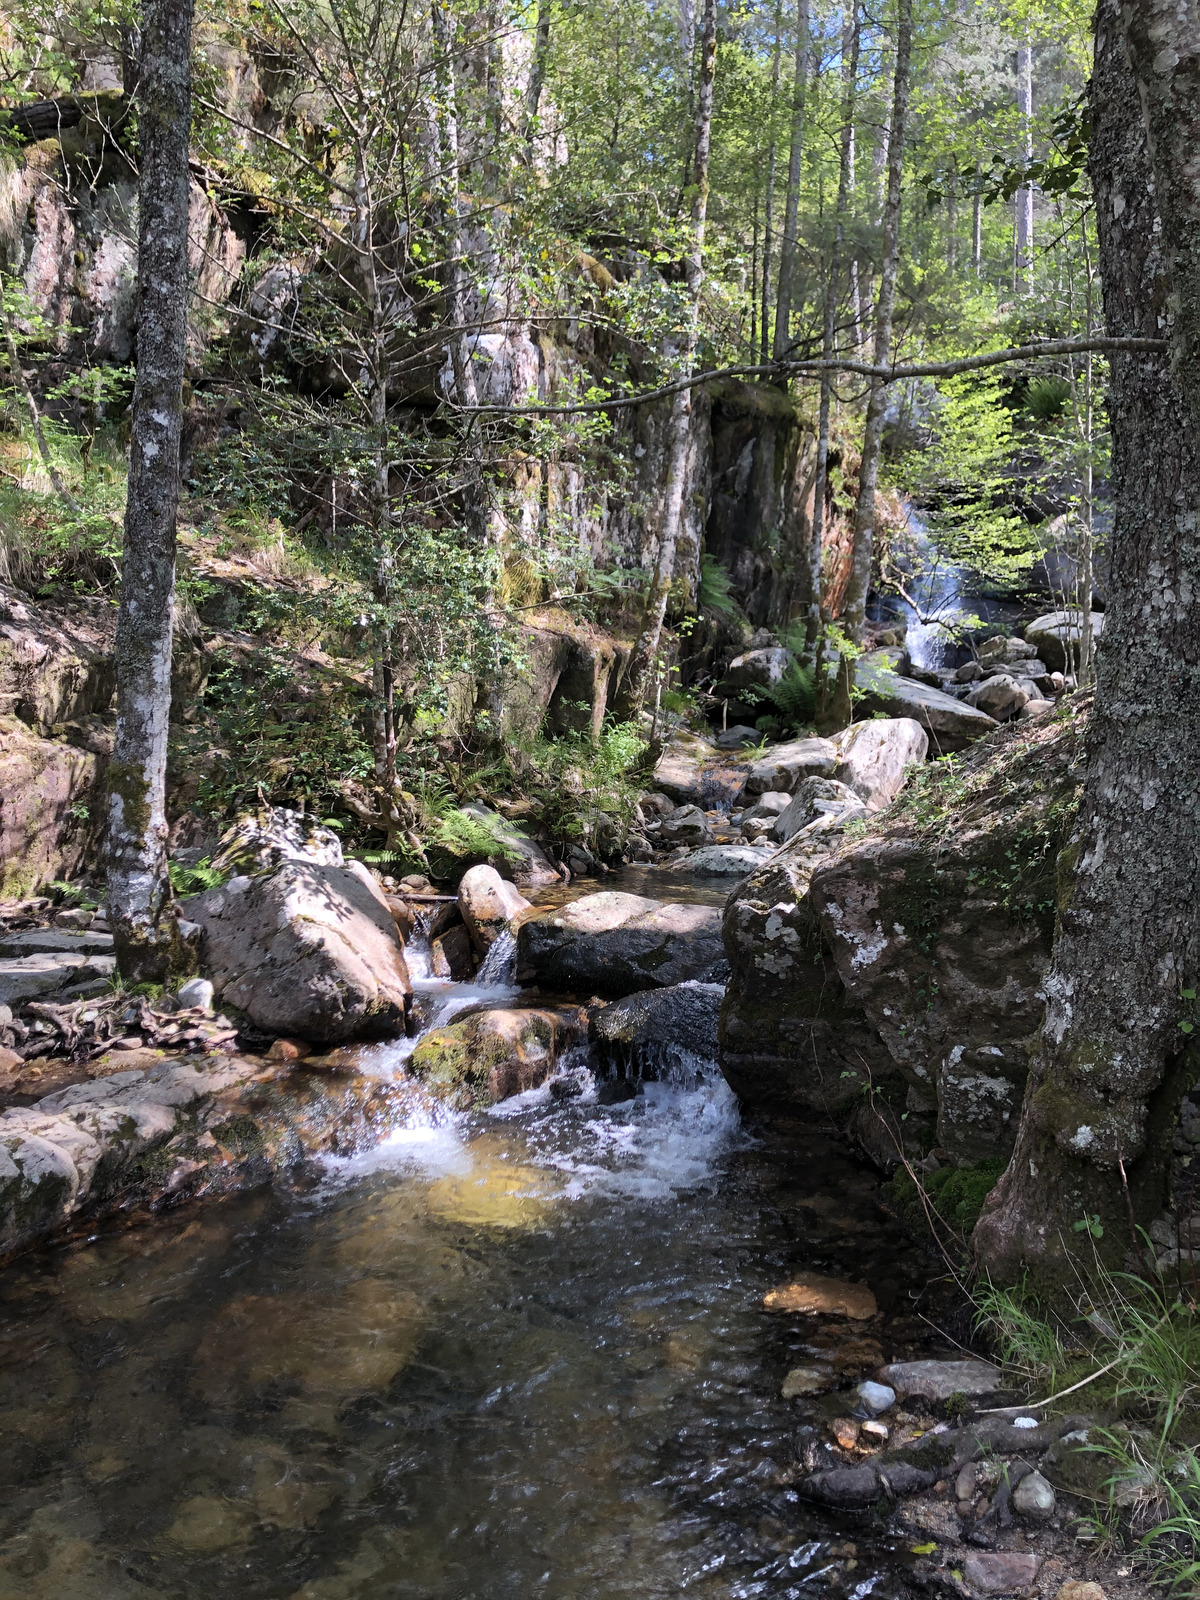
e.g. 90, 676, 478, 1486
1123, 0, 1200, 438
107, 0, 194, 983
841, 0, 911, 642
973, 0, 1200, 1284
771, 0, 810, 361
627, 0, 717, 704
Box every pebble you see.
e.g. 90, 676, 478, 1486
1012, 1469, 1056, 1521
1054, 1584, 1106, 1600
763, 1275, 877, 1320
177, 977, 215, 1012
1012, 1415, 1039, 1428
856, 1380, 896, 1416
829, 1416, 860, 1449
860, 1419, 888, 1442
962, 1551, 1042, 1596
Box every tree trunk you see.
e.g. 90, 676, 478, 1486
521, 0, 551, 161
1014, 41, 1034, 291
626, 0, 717, 707
771, 0, 810, 361
840, 0, 911, 643
106, 0, 193, 985
973, 0, 1200, 1287
808, 7, 860, 644
760, 0, 783, 366
1122, 0, 1200, 440
972, 158, 982, 274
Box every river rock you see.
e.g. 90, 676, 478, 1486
516, 892, 727, 995
834, 718, 929, 809
961, 1552, 1042, 1596
658, 804, 715, 845
0, 950, 116, 1006
965, 673, 1031, 721
409, 1005, 585, 1107
855, 661, 999, 753
1019, 696, 1055, 719
875, 1359, 1003, 1402
713, 646, 794, 696
1054, 1584, 1107, 1600
782, 1366, 831, 1398
773, 778, 867, 843
457, 864, 532, 956
797, 1466, 881, 1507
589, 980, 723, 1074
0, 928, 114, 957
185, 860, 412, 1042
743, 737, 838, 795
741, 791, 791, 822
673, 843, 768, 875
1012, 1469, 1056, 1521
857, 1380, 896, 1415
714, 724, 760, 749
1024, 608, 1105, 673
177, 976, 215, 1012
763, 1274, 877, 1319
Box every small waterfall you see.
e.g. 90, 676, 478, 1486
897, 504, 969, 670
477, 929, 517, 987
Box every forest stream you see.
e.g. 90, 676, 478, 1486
0, 873, 943, 1600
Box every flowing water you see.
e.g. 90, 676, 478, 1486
0, 885, 942, 1600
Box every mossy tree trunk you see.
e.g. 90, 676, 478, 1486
973, 0, 1200, 1287
107, 0, 193, 985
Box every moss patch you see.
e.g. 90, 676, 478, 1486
884, 1158, 1007, 1239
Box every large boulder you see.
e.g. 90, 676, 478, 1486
721, 708, 1087, 1161
743, 737, 838, 795
1024, 609, 1105, 673
854, 661, 999, 753
657, 803, 715, 845
409, 1005, 585, 1107
516, 892, 728, 995
208, 808, 344, 877
186, 860, 412, 1042
965, 673, 1031, 721
672, 843, 771, 875
773, 778, 867, 843
589, 981, 724, 1076
833, 718, 929, 810
653, 751, 745, 809
457, 865, 532, 956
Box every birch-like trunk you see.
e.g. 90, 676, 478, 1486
107, 0, 193, 984
840, 0, 911, 643
521, 0, 551, 161
626, 0, 717, 708
1014, 42, 1034, 291
974, 0, 1200, 1286
807, 7, 860, 644
771, 0, 810, 361
760, 0, 783, 366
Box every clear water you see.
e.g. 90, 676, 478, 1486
0, 1058, 936, 1600
0, 878, 938, 1599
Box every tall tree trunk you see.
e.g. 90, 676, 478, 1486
973, 0, 1200, 1286
760, 0, 783, 366
840, 0, 912, 643
1014, 41, 1034, 291
1123, 0, 1200, 440
972, 158, 982, 274
807, 7, 860, 644
626, 0, 717, 708
772, 0, 810, 361
521, 0, 551, 161
106, 0, 193, 984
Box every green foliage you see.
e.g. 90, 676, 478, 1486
767, 661, 816, 729
1026, 374, 1072, 420
168, 856, 227, 897
698, 554, 739, 617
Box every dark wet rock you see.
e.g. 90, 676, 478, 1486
714, 724, 760, 749
657, 804, 715, 845
589, 981, 724, 1075
185, 860, 412, 1043
409, 1005, 586, 1108
797, 1465, 882, 1508
713, 646, 794, 698
516, 892, 728, 996
877, 1359, 1003, 1403
876, 1462, 937, 1495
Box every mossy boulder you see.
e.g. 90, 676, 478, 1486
408, 1005, 586, 1109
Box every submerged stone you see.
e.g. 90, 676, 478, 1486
762, 1275, 877, 1320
